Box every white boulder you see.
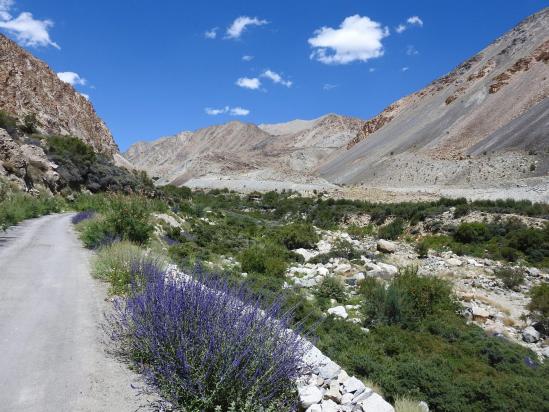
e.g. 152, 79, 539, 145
377, 240, 397, 253
522, 326, 540, 343
327, 306, 348, 319
357, 392, 395, 412
299, 385, 323, 408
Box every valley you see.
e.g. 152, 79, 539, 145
0, 3, 548, 412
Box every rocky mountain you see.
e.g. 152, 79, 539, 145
319, 8, 549, 187
124, 114, 366, 187
0, 34, 118, 156
125, 8, 548, 198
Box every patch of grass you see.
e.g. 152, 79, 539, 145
377, 218, 406, 240
0, 179, 66, 230
394, 396, 425, 412
526, 282, 549, 334
494, 267, 525, 291
93, 241, 165, 294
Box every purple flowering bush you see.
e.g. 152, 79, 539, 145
71, 210, 95, 225
111, 264, 307, 411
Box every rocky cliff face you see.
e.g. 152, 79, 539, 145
0, 34, 118, 156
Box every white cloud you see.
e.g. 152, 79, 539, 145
308, 15, 389, 65
396, 16, 424, 34
0, 1, 59, 49
323, 83, 337, 91
406, 45, 419, 56
204, 27, 217, 39
261, 69, 292, 87
395, 24, 407, 34
79, 93, 90, 100
236, 77, 261, 90
369, 67, 376, 72
401, 66, 409, 72
0, 0, 14, 20
226, 16, 268, 39
205, 107, 228, 115
229, 107, 250, 116
242, 55, 254, 61
204, 106, 250, 116
407, 16, 423, 27
57, 71, 87, 86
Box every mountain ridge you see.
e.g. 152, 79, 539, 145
0, 34, 118, 156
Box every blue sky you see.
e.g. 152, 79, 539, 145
1, 0, 547, 150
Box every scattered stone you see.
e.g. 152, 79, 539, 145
319, 361, 341, 380
471, 305, 490, 319
352, 390, 373, 403
419, 401, 430, 412
377, 262, 398, 276
522, 326, 540, 343
306, 404, 322, 412
325, 381, 342, 402
447, 258, 463, 266
341, 393, 354, 404
320, 399, 339, 412
337, 370, 350, 384
357, 392, 395, 412
343, 377, 366, 395
299, 385, 323, 408
377, 239, 397, 253
327, 306, 348, 319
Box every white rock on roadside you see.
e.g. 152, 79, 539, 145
319, 361, 341, 379
306, 404, 322, 412
299, 385, 323, 408
357, 392, 395, 412
343, 376, 366, 395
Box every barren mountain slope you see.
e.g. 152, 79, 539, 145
0, 34, 118, 155
124, 114, 365, 185
320, 8, 549, 187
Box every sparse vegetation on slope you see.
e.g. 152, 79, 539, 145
0, 178, 65, 230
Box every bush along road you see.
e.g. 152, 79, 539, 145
0, 213, 154, 411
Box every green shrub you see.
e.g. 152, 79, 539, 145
104, 196, 153, 244
309, 239, 364, 265
378, 218, 405, 240
347, 224, 376, 238
526, 282, 549, 334
454, 222, 491, 243
314, 276, 347, 302
273, 222, 319, 250
0, 110, 18, 135
76, 216, 114, 248
494, 267, 525, 291
360, 267, 457, 328
20, 113, 39, 134
453, 204, 470, 218
415, 241, 429, 258
240, 243, 288, 277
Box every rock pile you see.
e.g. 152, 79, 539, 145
298, 346, 395, 412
